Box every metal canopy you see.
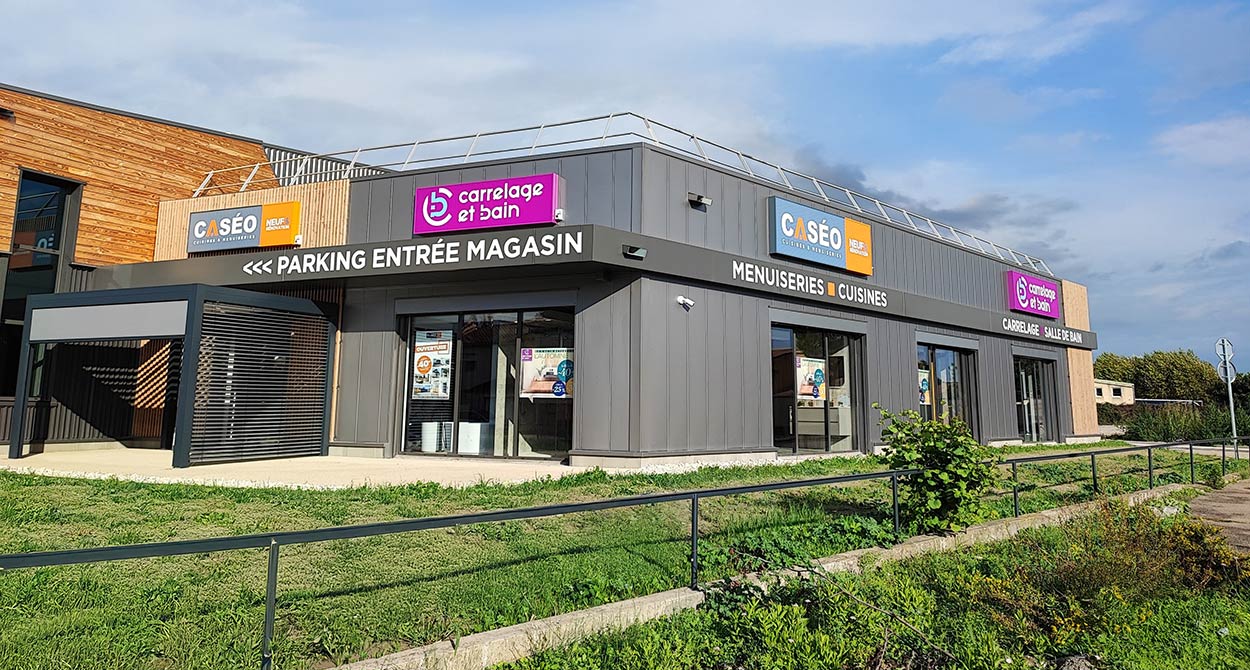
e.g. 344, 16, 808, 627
8, 285, 332, 468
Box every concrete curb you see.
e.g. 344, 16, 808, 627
815, 483, 1194, 573
334, 587, 703, 670
333, 483, 1196, 670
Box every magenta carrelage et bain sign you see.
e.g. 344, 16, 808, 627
1005, 270, 1061, 319
413, 174, 565, 235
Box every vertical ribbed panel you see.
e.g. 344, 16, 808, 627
189, 302, 329, 464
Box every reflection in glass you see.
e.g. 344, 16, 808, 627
456, 313, 517, 456
405, 315, 459, 453
517, 310, 574, 458
770, 327, 795, 450
1015, 358, 1052, 442
794, 330, 826, 453
917, 344, 972, 427
771, 326, 859, 454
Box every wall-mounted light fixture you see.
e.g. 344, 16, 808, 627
622, 244, 648, 260
675, 295, 696, 310
0, 108, 15, 121
687, 192, 712, 208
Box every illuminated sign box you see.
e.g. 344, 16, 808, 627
187, 201, 302, 253
1005, 270, 1061, 320
413, 174, 565, 235
767, 196, 873, 276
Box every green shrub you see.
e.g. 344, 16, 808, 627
877, 406, 999, 533
1121, 404, 1249, 442
1096, 402, 1133, 425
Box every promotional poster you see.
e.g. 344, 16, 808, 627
520, 348, 574, 398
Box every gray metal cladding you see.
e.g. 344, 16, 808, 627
347, 148, 637, 245
189, 302, 329, 464
635, 278, 770, 453
636, 277, 1073, 450
571, 278, 636, 453
636, 148, 1062, 314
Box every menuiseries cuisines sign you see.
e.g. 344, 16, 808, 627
187, 201, 301, 253
768, 196, 873, 276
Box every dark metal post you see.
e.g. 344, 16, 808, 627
689, 495, 699, 590
1190, 442, 1196, 484
1090, 453, 1099, 495
1011, 462, 1020, 517
890, 474, 900, 533
1147, 447, 1155, 489
261, 540, 279, 670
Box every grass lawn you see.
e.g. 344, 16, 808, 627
501, 493, 1250, 670
0, 440, 1241, 669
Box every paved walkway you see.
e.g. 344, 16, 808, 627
1189, 479, 1250, 551
0, 449, 590, 489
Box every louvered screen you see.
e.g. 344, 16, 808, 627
189, 302, 329, 464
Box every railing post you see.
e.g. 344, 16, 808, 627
1190, 442, 1196, 484
1223, 440, 1228, 477
1148, 446, 1155, 489
261, 540, 279, 670
890, 474, 900, 533
1011, 462, 1020, 517
689, 495, 699, 590
1090, 453, 1099, 495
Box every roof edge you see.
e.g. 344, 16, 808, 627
0, 81, 265, 145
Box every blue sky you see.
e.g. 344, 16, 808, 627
4, 0, 1249, 361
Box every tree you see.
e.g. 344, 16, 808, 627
1134, 350, 1223, 403
1233, 373, 1250, 411
1093, 350, 1223, 404
1094, 352, 1135, 382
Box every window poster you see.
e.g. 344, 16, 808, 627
795, 356, 827, 402
918, 370, 931, 406
520, 347, 574, 398
411, 330, 453, 400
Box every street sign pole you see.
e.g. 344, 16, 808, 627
1217, 338, 1238, 459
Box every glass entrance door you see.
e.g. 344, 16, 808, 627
917, 344, 975, 428
1014, 358, 1053, 442
770, 325, 862, 454
403, 309, 573, 458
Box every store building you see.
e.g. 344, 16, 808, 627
2, 88, 1099, 468
1094, 378, 1135, 406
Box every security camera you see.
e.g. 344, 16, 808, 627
675, 295, 696, 310
553, 208, 565, 222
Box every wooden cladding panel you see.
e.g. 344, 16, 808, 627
0, 88, 276, 265
1062, 280, 1090, 330
1061, 280, 1097, 435
154, 181, 350, 261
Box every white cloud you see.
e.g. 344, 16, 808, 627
940, 0, 1138, 65
1155, 116, 1250, 168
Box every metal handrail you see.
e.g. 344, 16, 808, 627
1, 437, 1243, 668
191, 112, 1055, 276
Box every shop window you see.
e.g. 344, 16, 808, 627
1, 172, 76, 397
770, 325, 862, 454
1014, 357, 1055, 442
917, 343, 977, 430
403, 308, 573, 459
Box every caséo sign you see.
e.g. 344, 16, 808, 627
767, 197, 873, 276
1005, 270, 1061, 319
187, 201, 302, 253
414, 173, 565, 235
